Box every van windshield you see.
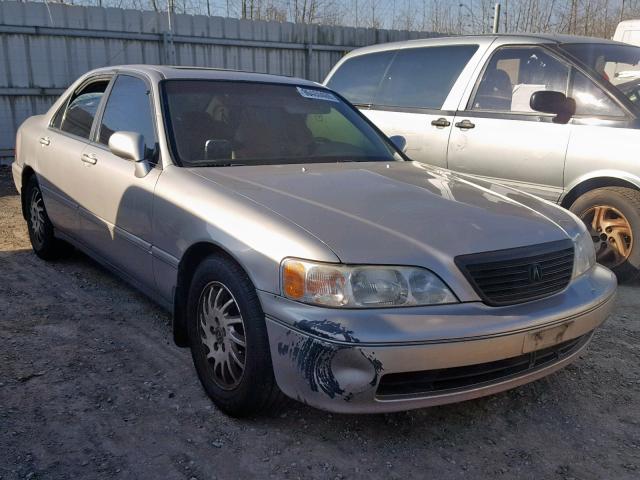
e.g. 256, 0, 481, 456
161, 80, 401, 167
561, 42, 640, 105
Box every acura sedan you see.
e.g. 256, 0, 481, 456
12, 66, 616, 416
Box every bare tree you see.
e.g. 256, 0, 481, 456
19, 0, 640, 38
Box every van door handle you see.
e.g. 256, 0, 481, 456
39, 136, 50, 146
81, 153, 98, 165
454, 119, 476, 130
431, 118, 451, 128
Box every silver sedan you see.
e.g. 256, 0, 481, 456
12, 65, 616, 416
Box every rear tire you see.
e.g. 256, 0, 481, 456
24, 176, 71, 260
186, 254, 287, 417
570, 187, 640, 283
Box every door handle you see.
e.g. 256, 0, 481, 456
39, 136, 50, 146
81, 153, 98, 165
431, 118, 451, 128
454, 119, 476, 130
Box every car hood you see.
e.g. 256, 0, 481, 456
189, 161, 579, 294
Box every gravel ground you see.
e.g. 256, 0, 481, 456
1, 165, 639, 480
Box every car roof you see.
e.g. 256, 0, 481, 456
344, 33, 627, 57
84, 64, 322, 87
616, 19, 640, 28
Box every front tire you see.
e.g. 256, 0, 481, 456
570, 187, 640, 282
186, 254, 286, 417
24, 176, 70, 260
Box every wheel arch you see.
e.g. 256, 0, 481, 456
20, 165, 37, 220
560, 174, 640, 209
172, 241, 251, 347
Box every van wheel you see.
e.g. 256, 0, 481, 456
570, 187, 640, 282
186, 254, 287, 417
24, 176, 70, 260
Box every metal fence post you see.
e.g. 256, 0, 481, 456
304, 43, 314, 80
162, 31, 176, 65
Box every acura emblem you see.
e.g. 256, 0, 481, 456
528, 263, 543, 283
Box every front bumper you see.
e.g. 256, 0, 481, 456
262, 265, 616, 413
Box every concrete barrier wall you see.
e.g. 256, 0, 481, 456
0, 1, 439, 160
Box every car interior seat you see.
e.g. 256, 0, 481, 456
473, 68, 513, 111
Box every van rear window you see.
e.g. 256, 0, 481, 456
375, 45, 478, 109
326, 51, 395, 106
328, 45, 478, 110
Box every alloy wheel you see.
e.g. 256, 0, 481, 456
29, 187, 46, 248
580, 205, 633, 269
197, 281, 247, 390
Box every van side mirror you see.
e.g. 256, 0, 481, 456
530, 91, 576, 124
389, 135, 407, 152
205, 139, 233, 161
109, 131, 146, 162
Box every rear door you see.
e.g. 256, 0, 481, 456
326, 43, 484, 167
447, 45, 572, 202
37, 77, 111, 234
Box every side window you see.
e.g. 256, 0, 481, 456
325, 51, 395, 105
375, 45, 478, 109
59, 80, 109, 139
570, 70, 625, 117
472, 47, 569, 113
98, 75, 158, 162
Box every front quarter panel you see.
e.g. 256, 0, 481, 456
564, 124, 640, 196
151, 166, 340, 301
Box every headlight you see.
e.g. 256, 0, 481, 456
573, 227, 596, 278
281, 259, 458, 308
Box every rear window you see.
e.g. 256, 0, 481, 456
375, 45, 478, 109
328, 45, 478, 110
59, 80, 109, 139
326, 51, 394, 105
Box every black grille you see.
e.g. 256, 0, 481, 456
376, 333, 590, 398
455, 239, 574, 306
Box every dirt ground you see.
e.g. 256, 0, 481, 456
1, 165, 639, 480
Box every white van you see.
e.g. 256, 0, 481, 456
325, 34, 640, 281
614, 20, 640, 46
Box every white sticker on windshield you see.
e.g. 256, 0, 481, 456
297, 87, 339, 103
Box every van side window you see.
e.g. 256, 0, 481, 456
571, 69, 625, 117
375, 45, 478, 109
472, 47, 569, 113
326, 51, 395, 105
58, 80, 110, 139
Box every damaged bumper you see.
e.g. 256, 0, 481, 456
261, 265, 616, 414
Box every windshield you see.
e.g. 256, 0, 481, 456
162, 80, 400, 167
560, 42, 640, 105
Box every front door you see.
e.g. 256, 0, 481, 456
75, 74, 161, 291
448, 45, 572, 202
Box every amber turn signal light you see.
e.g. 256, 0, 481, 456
282, 260, 305, 299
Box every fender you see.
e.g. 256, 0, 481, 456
560, 169, 640, 207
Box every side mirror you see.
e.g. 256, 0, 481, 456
108, 131, 146, 162
530, 90, 576, 124
389, 135, 407, 152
